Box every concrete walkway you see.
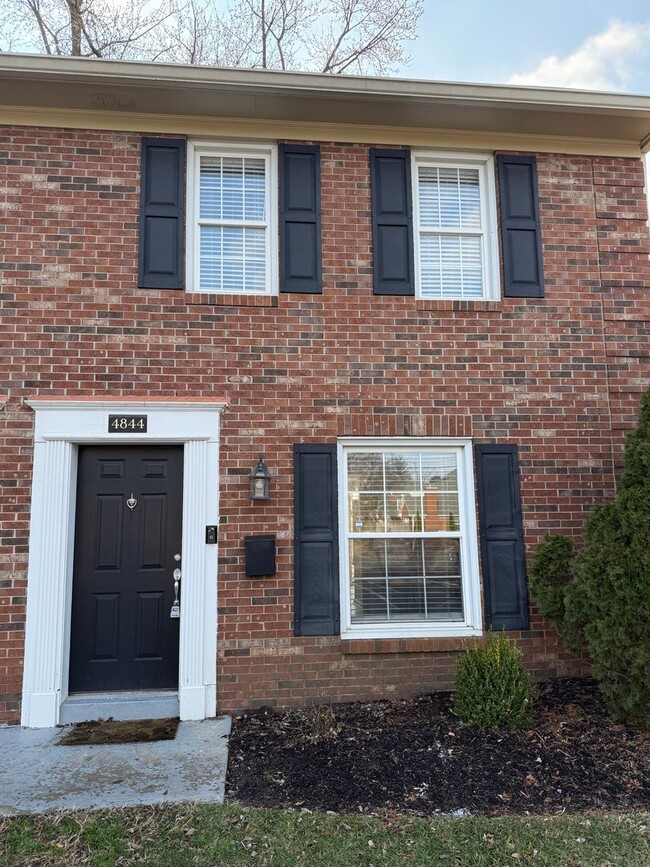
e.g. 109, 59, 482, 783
0, 717, 231, 815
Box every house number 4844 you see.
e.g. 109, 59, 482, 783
108, 415, 148, 432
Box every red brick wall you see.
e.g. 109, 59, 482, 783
1, 127, 648, 722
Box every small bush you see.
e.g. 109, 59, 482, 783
452, 632, 532, 729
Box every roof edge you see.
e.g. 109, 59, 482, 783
2, 52, 650, 113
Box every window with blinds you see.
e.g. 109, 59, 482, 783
340, 441, 482, 637
189, 144, 277, 294
413, 153, 498, 301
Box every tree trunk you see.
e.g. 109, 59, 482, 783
65, 0, 83, 55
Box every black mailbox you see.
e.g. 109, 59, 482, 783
245, 534, 276, 577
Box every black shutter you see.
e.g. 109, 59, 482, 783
370, 148, 414, 295
279, 144, 322, 294
293, 444, 339, 636
497, 154, 544, 298
475, 444, 529, 630
138, 137, 185, 289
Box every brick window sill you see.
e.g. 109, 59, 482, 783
342, 637, 482, 655
412, 299, 501, 312
185, 292, 279, 307
183, 292, 503, 311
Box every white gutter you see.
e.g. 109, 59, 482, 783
1, 53, 650, 150
1, 52, 650, 112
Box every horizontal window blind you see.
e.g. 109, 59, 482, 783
418, 166, 481, 230
196, 153, 269, 293
345, 449, 464, 624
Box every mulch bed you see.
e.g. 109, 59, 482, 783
226, 678, 649, 816
59, 717, 179, 745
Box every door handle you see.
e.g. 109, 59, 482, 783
170, 567, 181, 619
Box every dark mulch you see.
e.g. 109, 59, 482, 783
226, 678, 649, 816
58, 717, 179, 745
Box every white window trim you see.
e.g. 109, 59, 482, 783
412, 150, 499, 301
187, 140, 279, 295
338, 437, 483, 640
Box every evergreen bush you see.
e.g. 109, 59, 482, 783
452, 632, 532, 729
529, 534, 582, 651
565, 390, 650, 727
528, 389, 650, 727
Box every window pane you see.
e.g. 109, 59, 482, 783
350, 538, 385, 579
419, 166, 481, 230
199, 226, 222, 290
244, 227, 266, 291
386, 538, 423, 578
386, 493, 422, 533
387, 540, 425, 620
350, 539, 386, 621
388, 578, 426, 619
199, 158, 223, 220
347, 453, 384, 491
221, 157, 244, 220
199, 156, 266, 221
351, 578, 387, 622
420, 234, 483, 299
423, 539, 463, 619
384, 452, 420, 492
348, 493, 385, 533
421, 453, 459, 531
243, 159, 266, 220
199, 226, 266, 292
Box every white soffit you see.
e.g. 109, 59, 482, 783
1, 54, 650, 151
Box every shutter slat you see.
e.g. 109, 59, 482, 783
280, 144, 322, 294
475, 444, 529, 630
497, 154, 544, 298
294, 444, 339, 636
370, 148, 415, 296
138, 137, 185, 290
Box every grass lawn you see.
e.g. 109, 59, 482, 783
1, 805, 648, 867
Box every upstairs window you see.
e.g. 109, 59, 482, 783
188, 143, 278, 294
413, 152, 499, 300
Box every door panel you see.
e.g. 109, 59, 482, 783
69, 445, 183, 693
95, 496, 123, 570
139, 495, 167, 569
92, 594, 119, 659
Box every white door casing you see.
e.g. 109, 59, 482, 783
21, 399, 225, 728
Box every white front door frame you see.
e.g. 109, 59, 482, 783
21, 399, 226, 729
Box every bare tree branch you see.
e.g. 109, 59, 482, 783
26, 0, 55, 54
0, 0, 423, 74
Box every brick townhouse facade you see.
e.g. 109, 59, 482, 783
0, 56, 649, 727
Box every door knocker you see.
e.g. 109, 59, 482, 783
126, 493, 137, 511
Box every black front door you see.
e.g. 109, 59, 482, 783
69, 445, 183, 693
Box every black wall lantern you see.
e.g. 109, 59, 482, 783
249, 454, 271, 500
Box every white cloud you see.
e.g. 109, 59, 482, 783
508, 20, 650, 91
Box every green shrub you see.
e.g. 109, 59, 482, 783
529, 533, 583, 651
528, 389, 650, 728
564, 391, 650, 727
452, 632, 532, 729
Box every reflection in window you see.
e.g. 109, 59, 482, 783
346, 449, 464, 624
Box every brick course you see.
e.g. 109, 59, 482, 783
0, 128, 648, 722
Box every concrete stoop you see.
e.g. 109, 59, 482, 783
0, 716, 231, 814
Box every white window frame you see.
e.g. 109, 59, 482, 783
338, 437, 483, 640
187, 141, 279, 295
412, 150, 499, 301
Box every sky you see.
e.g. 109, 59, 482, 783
402, 0, 650, 93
